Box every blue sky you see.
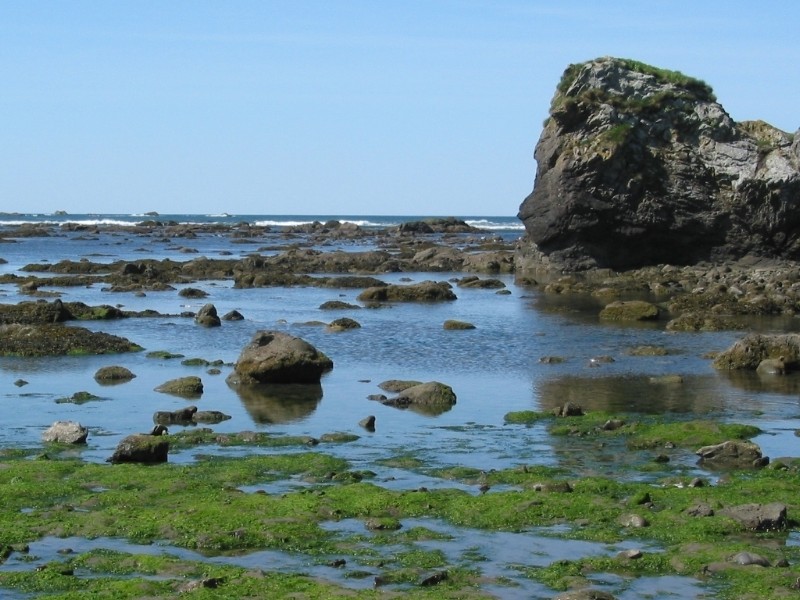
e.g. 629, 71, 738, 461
2, 1, 798, 216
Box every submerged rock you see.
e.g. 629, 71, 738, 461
227, 331, 333, 385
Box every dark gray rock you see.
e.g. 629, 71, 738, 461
94, 365, 136, 384
517, 57, 800, 272
195, 303, 221, 327
108, 434, 169, 464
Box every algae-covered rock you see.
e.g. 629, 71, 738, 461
227, 330, 333, 385
357, 281, 457, 302
0, 324, 142, 356
443, 319, 476, 330
155, 376, 204, 398
599, 300, 659, 321
108, 434, 169, 464
94, 365, 136, 383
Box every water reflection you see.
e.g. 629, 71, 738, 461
229, 382, 323, 424
719, 370, 800, 395
535, 374, 727, 414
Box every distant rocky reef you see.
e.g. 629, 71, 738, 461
517, 56, 800, 273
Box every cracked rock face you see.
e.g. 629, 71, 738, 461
517, 57, 800, 272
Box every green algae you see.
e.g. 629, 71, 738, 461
1, 441, 800, 598
504, 411, 762, 450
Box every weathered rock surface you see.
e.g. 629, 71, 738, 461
94, 365, 136, 383
696, 440, 766, 469
108, 433, 169, 464
42, 421, 88, 444
719, 502, 787, 531
443, 319, 476, 330
227, 331, 333, 385
357, 281, 457, 303
517, 57, 800, 272
0, 324, 142, 356
381, 381, 457, 411
154, 376, 204, 398
194, 303, 221, 327
712, 333, 800, 370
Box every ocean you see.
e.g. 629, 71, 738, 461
0, 212, 794, 598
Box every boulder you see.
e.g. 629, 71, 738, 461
154, 376, 204, 398
94, 365, 136, 384
719, 502, 787, 531
383, 381, 457, 410
696, 440, 766, 469
194, 303, 221, 327
222, 309, 244, 321
517, 57, 800, 272
108, 434, 169, 464
153, 406, 198, 425
42, 421, 88, 444
226, 331, 333, 385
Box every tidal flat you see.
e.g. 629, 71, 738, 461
2, 217, 800, 598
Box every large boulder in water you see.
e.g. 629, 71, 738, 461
227, 331, 333, 385
357, 281, 457, 302
517, 57, 800, 273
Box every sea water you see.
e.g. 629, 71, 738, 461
0, 213, 797, 598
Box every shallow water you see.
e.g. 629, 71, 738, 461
2, 222, 800, 597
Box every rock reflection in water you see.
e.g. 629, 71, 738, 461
536, 374, 725, 414
229, 382, 323, 424
719, 370, 800, 395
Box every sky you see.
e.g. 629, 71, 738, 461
1, 1, 798, 217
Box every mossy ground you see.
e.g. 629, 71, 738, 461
1, 416, 800, 599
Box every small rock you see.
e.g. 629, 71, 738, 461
619, 514, 649, 528
359, 415, 376, 431
195, 303, 221, 327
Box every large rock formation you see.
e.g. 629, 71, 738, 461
517, 57, 800, 272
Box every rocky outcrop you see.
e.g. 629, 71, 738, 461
357, 281, 457, 303
517, 57, 800, 272
0, 324, 142, 356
